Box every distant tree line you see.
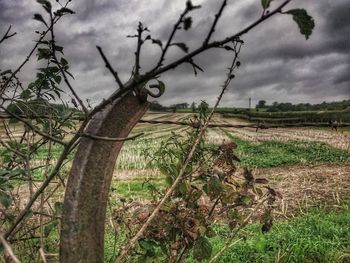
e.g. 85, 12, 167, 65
256, 99, 350, 112
149, 101, 196, 112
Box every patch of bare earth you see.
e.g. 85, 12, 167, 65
254, 163, 350, 217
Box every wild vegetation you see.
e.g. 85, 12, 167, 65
1, 0, 349, 263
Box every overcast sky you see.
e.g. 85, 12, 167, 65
1, 0, 349, 107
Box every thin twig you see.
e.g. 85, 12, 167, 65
49, 15, 88, 114
81, 132, 144, 142
0, 233, 21, 263
134, 23, 144, 77
0, 25, 16, 44
96, 46, 124, 89
203, 0, 227, 46
39, 247, 48, 263
2, 16, 62, 89
0, 106, 67, 146
0, 139, 26, 159
153, 6, 190, 70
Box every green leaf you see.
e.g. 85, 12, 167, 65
193, 237, 212, 261
53, 75, 62, 84
0, 191, 12, 208
261, 0, 273, 9
54, 45, 64, 54
171, 42, 189, 53
44, 220, 57, 236
20, 89, 32, 100
33, 13, 48, 27
60, 57, 68, 66
286, 9, 315, 40
151, 39, 163, 48
255, 237, 267, 253
55, 7, 75, 16
207, 176, 223, 200
54, 202, 63, 215
37, 0, 52, 13
183, 17, 192, 30
37, 48, 51, 60
24, 209, 33, 218
157, 80, 166, 97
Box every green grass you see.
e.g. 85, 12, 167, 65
186, 201, 350, 263
111, 178, 166, 200
223, 131, 349, 168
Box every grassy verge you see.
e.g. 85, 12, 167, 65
186, 201, 350, 263
223, 131, 349, 168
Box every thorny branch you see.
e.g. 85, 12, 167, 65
115, 41, 242, 262
203, 0, 227, 46
96, 46, 124, 90
48, 13, 89, 114
88, 0, 292, 120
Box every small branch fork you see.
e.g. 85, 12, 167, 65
115, 41, 242, 262
0, 25, 16, 44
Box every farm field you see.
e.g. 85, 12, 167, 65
1, 112, 350, 262
114, 112, 350, 203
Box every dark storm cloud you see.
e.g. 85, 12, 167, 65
0, 0, 349, 107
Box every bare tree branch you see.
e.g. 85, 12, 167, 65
203, 0, 227, 46
90, 0, 292, 118
96, 46, 124, 89
49, 15, 89, 115
0, 25, 16, 44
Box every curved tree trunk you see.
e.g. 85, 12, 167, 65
60, 91, 149, 263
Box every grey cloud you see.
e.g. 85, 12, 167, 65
0, 0, 349, 107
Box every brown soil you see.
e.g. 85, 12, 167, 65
255, 163, 350, 217
115, 163, 350, 218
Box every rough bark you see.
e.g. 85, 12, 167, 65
60, 91, 149, 263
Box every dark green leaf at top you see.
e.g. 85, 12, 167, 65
37, 0, 52, 13
286, 9, 315, 40
261, 0, 274, 9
